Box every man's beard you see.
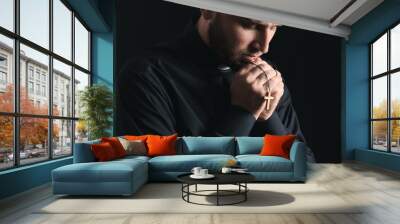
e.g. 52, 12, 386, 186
208, 19, 242, 68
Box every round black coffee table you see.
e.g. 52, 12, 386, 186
177, 173, 255, 206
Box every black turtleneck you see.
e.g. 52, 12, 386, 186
118, 22, 307, 143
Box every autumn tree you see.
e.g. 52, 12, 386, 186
372, 99, 400, 144
0, 84, 59, 152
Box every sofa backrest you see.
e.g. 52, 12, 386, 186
177, 137, 235, 155
73, 139, 100, 163
235, 137, 263, 155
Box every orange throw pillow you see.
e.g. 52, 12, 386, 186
146, 134, 178, 157
124, 135, 148, 141
91, 142, 117, 161
101, 137, 127, 158
259, 134, 296, 159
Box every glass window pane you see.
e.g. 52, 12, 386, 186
20, 0, 49, 49
391, 72, 400, 118
0, 116, 14, 170
74, 17, 89, 70
53, 0, 72, 60
75, 120, 88, 143
0, 0, 14, 32
372, 121, 388, 151
372, 77, 387, 119
0, 34, 14, 112
391, 24, 400, 70
53, 119, 72, 158
372, 33, 387, 76
391, 120, 400, 153
74, 69, 89, 118
53, 59, 72, 117
20, 117, 49, 165
20, 44, 49, 115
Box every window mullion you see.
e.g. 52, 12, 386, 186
388, 30, 391, 152
49, 0, 54, 160
13, 0, 20, 167
370, 45, 373, 149
71, 11, 76, 155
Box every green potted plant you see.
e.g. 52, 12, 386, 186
79, 84, 113, 140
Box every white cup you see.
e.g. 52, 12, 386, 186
221, 167, 232, 174
191, 167, 202, 176
200, 169, 208, 176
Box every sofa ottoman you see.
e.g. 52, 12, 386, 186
52, 155, 149, 195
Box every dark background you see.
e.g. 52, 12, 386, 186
115, 0, 342, 163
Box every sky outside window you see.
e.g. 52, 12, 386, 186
0, 0, 14, 32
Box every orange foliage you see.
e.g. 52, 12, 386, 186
0, 84, 59, 150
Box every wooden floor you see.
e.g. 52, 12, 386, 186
1, 162, 400, 224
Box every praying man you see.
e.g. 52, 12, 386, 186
118, 10, 315, 162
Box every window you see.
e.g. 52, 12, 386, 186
42, 85, 46, 97
0, 0, 91, 170
35, 70, 41, 81
371, 22, 400, 154
28, 81, 34, 94
35, 83, 40, 95
0, 54, 7, 86
28, 67, 34, 80
0, 71, 6, 85
41, 73, 46, 83
0, 55, 7, 67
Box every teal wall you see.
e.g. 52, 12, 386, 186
0, 158, 72, 199
0, 0, 115, 200
92, 0, 115, 135
343, 0, 400, 171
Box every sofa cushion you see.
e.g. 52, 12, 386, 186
52, 159, 147, 183
118, 137, 147, 156
114, 155, 150, 163
236, 137, 263, 155
178, 137, 235, 155
148, 154, 235, 172
147, 134, 178, 157
260, 134, 296, 159
236, 155, 293, 172
101, 137, 127, 158
91, 142, 118, 161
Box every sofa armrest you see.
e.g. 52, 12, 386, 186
73, 140, 99, 163
289, 141, 307, 181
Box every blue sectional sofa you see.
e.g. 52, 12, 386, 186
52, 137, 307, 196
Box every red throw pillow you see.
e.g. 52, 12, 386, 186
146, 134, 178, 157
91, 142, 118, 161
101, 137, 127, 158
259, 134, 296, 159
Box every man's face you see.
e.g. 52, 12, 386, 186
208, 14, 278, 66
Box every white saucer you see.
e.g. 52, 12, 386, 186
190, 174, 215, 179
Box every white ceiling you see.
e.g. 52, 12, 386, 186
227, 0, 352, 22
163, 0, 384, 38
